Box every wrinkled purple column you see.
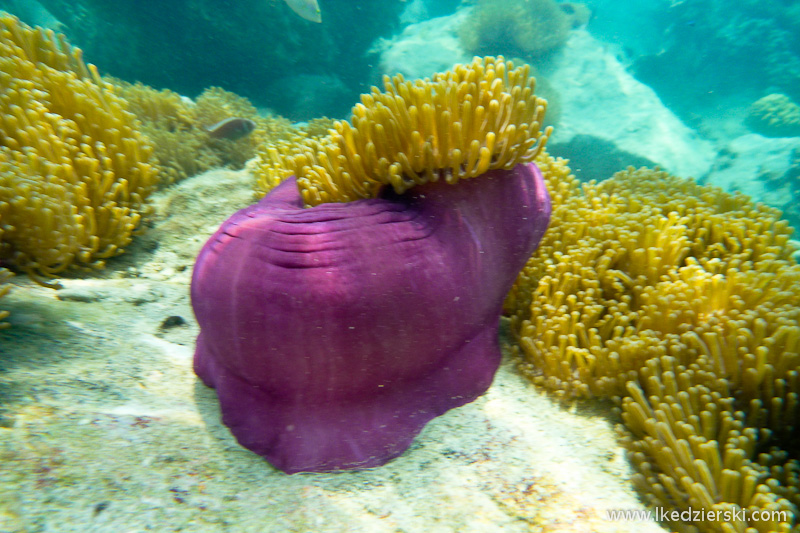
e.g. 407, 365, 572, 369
191, 163, 551, 473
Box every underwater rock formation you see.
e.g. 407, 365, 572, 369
0, 0, 62, 30
547, 29, 715, 180
191, 164, 551, 473
548, 134, 656, 182
631, 0, 800, 121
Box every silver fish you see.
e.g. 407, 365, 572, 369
283, 0, 322, 23
204, 118, 257, 141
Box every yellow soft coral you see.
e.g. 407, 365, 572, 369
116, 82, 296, 186
0, 15, 158, 283
746, 93, 800, 138
459, 0, 572, 59
255, 56, 551, 206
113, 81, 221, 186
622, 356, 797, 533
505, 166, 800, 531
507, 167, 796, 399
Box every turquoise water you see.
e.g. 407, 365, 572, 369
4, 0, 797, 218
1, 0, 799, 531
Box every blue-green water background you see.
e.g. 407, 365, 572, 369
3, 0, 798, 230
3, 0, 797, 122
1, 2, 799, 530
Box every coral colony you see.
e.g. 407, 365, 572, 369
191, 57, 553, 473
191, 166, 550, 473
3, 11, 800, 529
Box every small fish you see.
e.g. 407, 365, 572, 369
204, 118, 257, 141
283, 0, 322, 23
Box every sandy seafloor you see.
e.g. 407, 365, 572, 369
0, 169, 669, 533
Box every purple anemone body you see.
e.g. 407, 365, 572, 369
191, 162, 551, 473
